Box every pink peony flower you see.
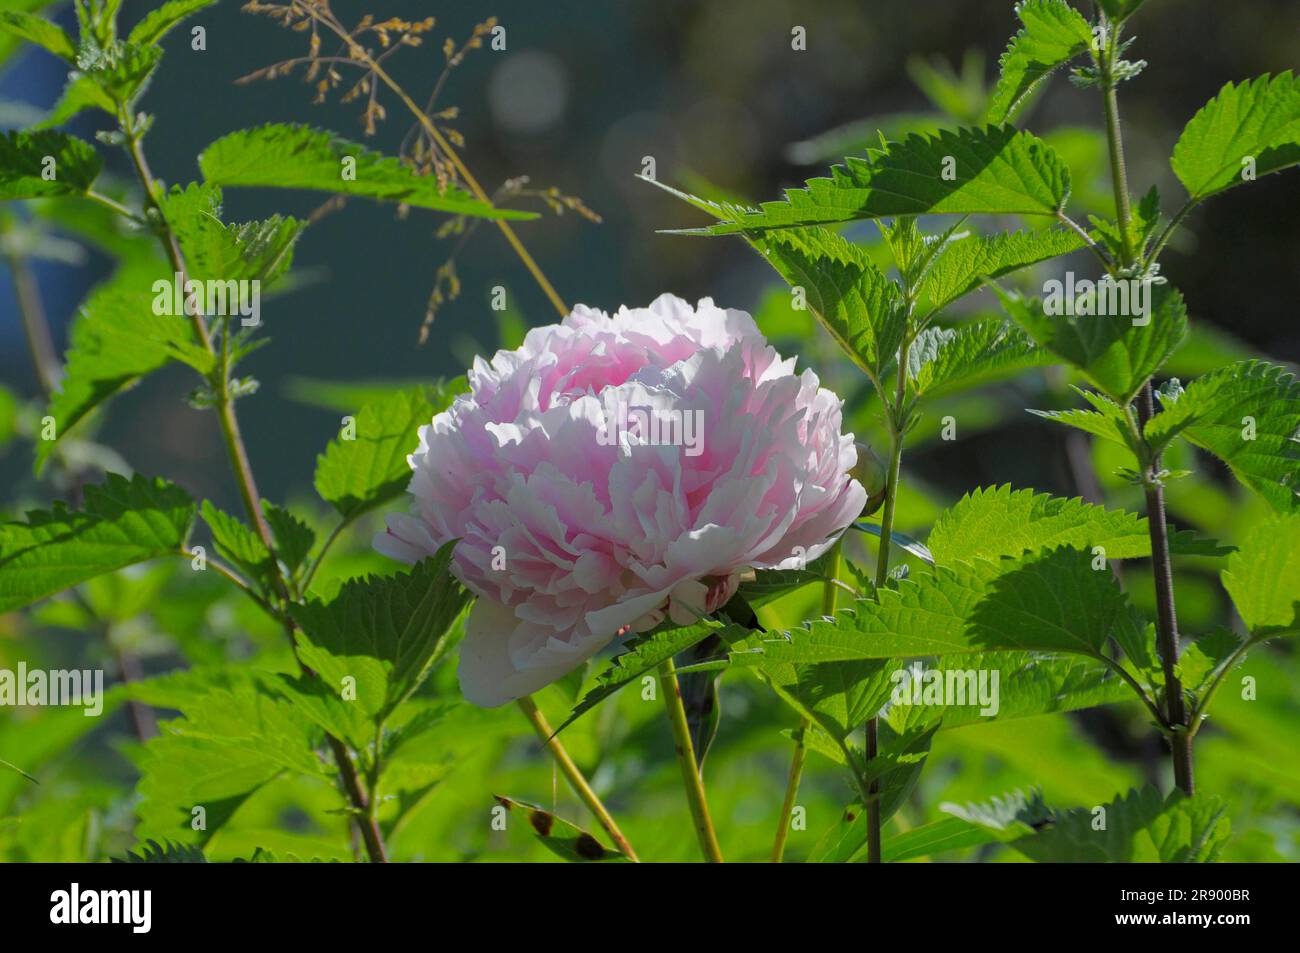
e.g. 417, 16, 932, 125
377, 294, 867, 707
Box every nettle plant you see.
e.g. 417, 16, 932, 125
647, 0, 1300, 862
0, 0, 1295, 866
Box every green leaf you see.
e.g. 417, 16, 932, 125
262, 502, 314, 576
200, 500, 271, 589
734, 547, 1140, 663
198, 124, 537, 220
75, 38, 162, 103
492, 797, 630, 862
34, 74, 117, 129
1145, 361, 1300, 511
0, 10, 76, 63
997, 282, 1188, 404
128, 0, 216, 46
1030, 387, 1136, 449
677, 125, 1072, 235
764, 657, 897, 744
1221, 513, 1300, 633
941, 787, 1051, 838
0, 129, 101, 200
289, 546, 471, 725
1009, 786, 1231, 863
36, 264, 202, 471
882, 816, 1003, 862
737, 548, 837, 607
921, 227, 1084, 314
136, 683, 328, 847
313, 386, 438, 519
928, 485, 1163, 563
907, 318, 1047, 399
1097, 0, 1147, 24
160, 182, 305, 287
114, 840, 208, 863
286, 375, 466, 414
1171, 73, 1300, 202
557, 621, 745, 734
747, 227, 906, 379
884, 651, 1135, 736
986, 0, 1094, 124
0, 473, 195, 613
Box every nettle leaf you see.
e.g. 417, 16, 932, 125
136, 683, 329, 848
1145, 361, 1300, 511
1097, 0, 1147, 24
76, 39, 163, 103
1171, 73, 1300, 202
160, 182, 305, 286
198, 124, 537, 219
885, 651, 1134, 735
926, 484, 1224, 564
36, 264, 203, 471
907, 319, 1047, 399
127, 0, 217, 47
0, 473, 195, 613
0, 130, 101, 199
492, 797, 630, 863
200, 501, 272, 589
882, 816, 1006, 862
734, 547, 1140, 663
314, 386, 442, 518
1011, 786, 1230, 863
0, 10, 76, 63
558, 621, 746, 734
262, 502, 314, 576
678, 126, 1072, 235
289, 546, 471, 725
1221, 513, 1300, 634
764, 657, 898, 744
749, 227, 906, 379
998, 283, 1188, 404
35, 74, 117, 129
920, 227, 1085, 314
114, 840, 208, 864
987, 0, 1095, 124
1031, 387, 1136, 450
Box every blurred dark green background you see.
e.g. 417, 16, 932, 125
2, 0, 1297, 510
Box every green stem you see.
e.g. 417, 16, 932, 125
1098, 21, 1135, 269
515, 696, 639, 861
658, 657, 724, 862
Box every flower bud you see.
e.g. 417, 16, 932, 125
854, 442, 887, 517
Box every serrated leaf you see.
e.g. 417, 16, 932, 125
262, 502, 314, 575
907, 318, 1047, 398
160, 182, 305, 287
114, 839, 208, 863
1097, 0, 1147, 23
1145, 361, 1300, 511
921, 228, 1084, 314
0, 473, 195, 612
128, 0, 216, 47
997, 282, 1188, 404
136, 683, 327, 847
34, 73, 117, 129
987, 0, 1095, 124
0, 10, 75, 63
557, 621, 745, 734
681, 125, 1072, 235
289, 546, 471, 725
1171, 73, 1300, 202
747, 226, 906, 379
928, 484, 1167, 563
198, 124, 537, 220
200, 500, 271, 588
764, 657, 897, 744
36, 264, 203, 471
1221, 512, 1300, 634
75, 38, 162, 103
734, 546, 1140, 663
884, 651, 1135, 736
0, 129, 101, 199
1030, 386, 1136, 449
1009, 786, 1231, 863
313, 386, 438, 518
492, 797, 630, 862
882, 816, 1003, 862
